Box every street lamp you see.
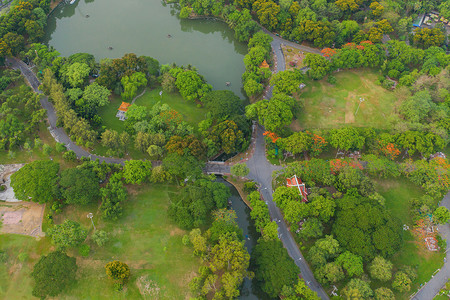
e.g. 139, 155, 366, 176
87, 213, 96, 230
355, 97, 365, 116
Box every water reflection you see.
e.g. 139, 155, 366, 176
43, 0, 247, 98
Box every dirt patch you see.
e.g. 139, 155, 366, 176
345, 100, 355, 123
170, 228, 184, 236
136, 275, 165, 299
0, 201, 45, 237
376, 180, 400, 191
126, 184, 141, 196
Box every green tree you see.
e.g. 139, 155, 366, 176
83, 82, 111, 108
231, 163, 249, 177
304, 53, 331, 80
270, 70, 304, 96
63, 62, 90, 88
123, 160, 152, 184
48, 220, 87, 249
252, 240, 300, 298
10, 160, 59, 204
341, 278, 373, 299
315, 262, 344, 285
150, 165, 172, 183
31, 251, 77, 299
335, 251, 363, 277
392, 271, 412, 292
92, 230, 109, 247
433, 207, 450, 224
163, 153, 204, 181
202, 90, 244, 120
100, 172, 127, 220
121, 71, 147, 101
209, 234, 251, 298
369, 256, 393, 281
279, 132, 311, 156
60, 168, 100, 205
329, 127, 365, 151
101, 129, 120, 150
254, 0, 281, 31
413, 28, 445, 49
170, 69, 211, 102
245, 98, 293, 132
374, 287, 395, 300
105, 261, 130, 284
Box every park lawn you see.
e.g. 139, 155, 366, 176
375, 178, 445, 298
51, 183, 199, 299
98, 88, 206, 134
0, 234, 52, 300
98, 94, 126, 133
134, 88, 206, 127
294, 69, 406, 130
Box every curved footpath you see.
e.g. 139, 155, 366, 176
262, 28, 320, 99
412, 192, 450, 300
6, 57, 125, 165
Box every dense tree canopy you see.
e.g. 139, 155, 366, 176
59, 168, 100, 205
332, 193, 402, 261
168, 179, 231, 229
31, 251, 77, 299
10, 160, 59, 204
251, 240, 300, 298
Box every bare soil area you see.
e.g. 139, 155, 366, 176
0, 201, 45, 237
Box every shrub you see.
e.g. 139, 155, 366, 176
78, 244, 90, 257
18, 253, 29, 262
327, 75, 337, 84
55, 142, 66, 153
105, 261, 130, 284
63, 150, 77, 161
0, 251, 8, 262
92, 230, 109, 247
243, 181, 257, 193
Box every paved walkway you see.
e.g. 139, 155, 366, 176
245, 125, 330, 299
412, 192, 450, 300
262, 28, 321, 99
6, 57, 125, 165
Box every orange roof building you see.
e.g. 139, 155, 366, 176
118, 102, 131, 112
286, 175, 308, 202
116, 102, 132, 121
260, 59, 269, 68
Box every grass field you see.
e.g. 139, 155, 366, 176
375, 179, 445, 298
294, 69, 408, 130
98, 88, 206, 134
0, 184, 199, 299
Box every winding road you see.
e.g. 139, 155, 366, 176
262, 28, 321, 99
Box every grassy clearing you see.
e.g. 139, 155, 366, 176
294, 69, 406, 130
375, 178, 445, 298
98, 88, 206, 134
134, 88, 206, 127
0, 183, 199, 299
0, 235, 51, 299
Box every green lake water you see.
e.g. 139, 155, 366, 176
43, 0, 247, 98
